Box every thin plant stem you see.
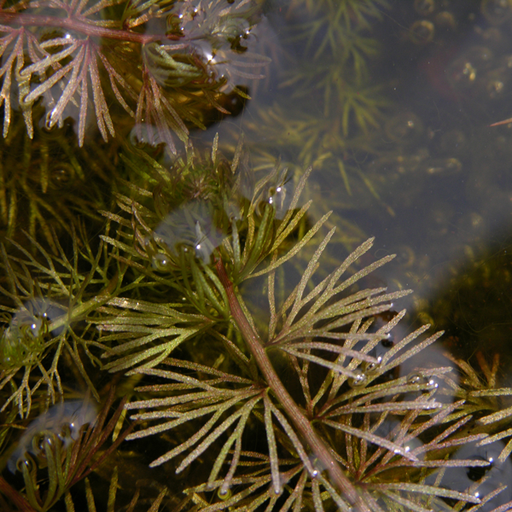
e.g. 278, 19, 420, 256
0, 477, 37, 512
215, 257, 360, 506
0, 12, 178, 44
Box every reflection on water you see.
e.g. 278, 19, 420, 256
0, 299, 68, 369
7, 399, 98, 473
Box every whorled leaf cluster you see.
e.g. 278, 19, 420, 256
0, 135, 510, 511
0, 0, 271, 255
0, 0, 269, 150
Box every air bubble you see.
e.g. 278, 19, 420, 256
482, 0, 512, 25
50, 164, 75, 188
153, 202, 225, 265
427, 378, 439, 389
381, 336, 394, 349
409, 20, 435, 45
8, 400, 98, 473
1, 298, 68, 368
403, 436, 424, 458
17, 456, 34, 472
435, 10, 457, 30
348, 369, 368, 388
218, 485, 231, 500
385, 112, 424, 143
408, 373, 423, 385
34, 433, 53, 453
448, 47, 493, 92
363, 356, 382, 374
152, 252, 172, 272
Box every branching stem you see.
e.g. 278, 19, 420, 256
0, 12, 178, 44
216, 258, 360, 506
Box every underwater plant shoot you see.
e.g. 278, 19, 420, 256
2, 1, 512, 511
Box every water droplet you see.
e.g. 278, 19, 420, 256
407, 372, 424, 385
448, 47, 493, 91
482, 0, 512, 25
8, 400, 98, 473
153, 201, 225, 264
50, 164, 74, 188
218, 485, 231, 499
385, 111, 423, 142
364, 355, 383, 374
379, 334, 394, 350
427, 378, 439, 389
435, 11, 457, 31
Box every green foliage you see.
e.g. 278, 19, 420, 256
1, 137, 512, 510
228, 0, 392, 215
0, 0, 268, 150
0, 110, 121, 251
1, 1, 512, 511
282, 0, 389, 119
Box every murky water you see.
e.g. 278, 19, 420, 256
230, 0, 512, 361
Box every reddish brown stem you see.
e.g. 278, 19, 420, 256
0, 12, 178, 44
216, 258, 360, 506
0, 477, 36, 512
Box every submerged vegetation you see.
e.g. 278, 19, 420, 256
1, 0, 512, 511
5, 136, 512, 511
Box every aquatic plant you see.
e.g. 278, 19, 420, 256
0, 389, 141, 512
281, 0, 389, 123
0, 108, 122, 251
226, 0, 391, 220
0, 0, 268, 149
100, 141, 512, 510
1, 1, 512, 511
7, 398, 99, 472
0, 222, 127, 415
1, 136, 512, 510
